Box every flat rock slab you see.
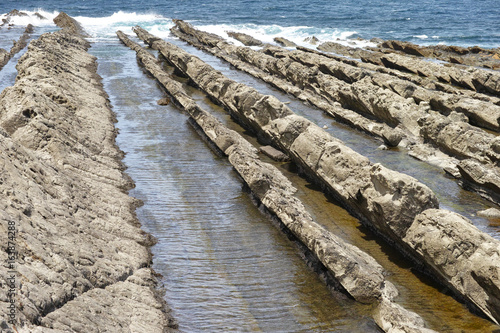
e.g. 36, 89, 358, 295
259, 145, 290, 161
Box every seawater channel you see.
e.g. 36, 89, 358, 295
89, 33, 500, 332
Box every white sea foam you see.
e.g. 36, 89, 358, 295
0, 10, 377, 48
414, 34, 429, 39
74, 11, 171, 38
0, 9, 59, 27
190, 22, 376, 48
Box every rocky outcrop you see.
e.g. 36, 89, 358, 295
404, 209, 500, 325
168, 21, 500, 206
458, 159, 500, 205
378, 53, 500, 99
138, 23, 437, 237
417, 111, 495, 162
226, 31, 263, 46
378, 39, 500, 70
274, 37, 296, 47
276, 47, 500, 132
317, 39, 500, 97
117, 30, 436, 331
0, 24, 33, 70
169, 22, 404, 147
317, 41, 376, 61
379, 40, 431, 57
53, 12, 88, 37
0, 18, 176, 333
1, 9, 28, 27
133, 24, 500, 325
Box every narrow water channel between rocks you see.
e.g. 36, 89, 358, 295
90, 36, 500, 332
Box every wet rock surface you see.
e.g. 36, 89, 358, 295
0, 15, 177, 333
134, 22, 500, 326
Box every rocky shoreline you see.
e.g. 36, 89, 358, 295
117, 29, 439, 332
133, 22, 500, 326
0, 13, 177, 332
1, 10, 500, 332
168, 20, 500, 208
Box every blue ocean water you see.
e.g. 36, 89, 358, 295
0, 0, 499, 48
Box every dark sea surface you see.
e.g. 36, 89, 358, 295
0, 0, 499, 47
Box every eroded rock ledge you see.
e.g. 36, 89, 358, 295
169, 20, 500, 207
0, 24, 34, 71
134, 24, 500, 326
0, 14, 177, 332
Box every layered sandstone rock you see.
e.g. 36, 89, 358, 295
169, 20, 500, 206
226, 31, 263, 46
117, 30, 436, 331
133, 24, 500, 325
0, 14, 177, 333
405, 209, 500, 325
378, 39, 500, 70
169, 21, 404, 147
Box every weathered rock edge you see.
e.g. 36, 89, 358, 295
0, 24, 34, 71
170, 20, 500, 207
170, 20, 403, 147
134, 25, 500, 325
117, 30, 436, 332
0, 15, 177, 333
317, 40, 500, 96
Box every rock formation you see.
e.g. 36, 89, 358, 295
377, 39, 500, 70
226, 31, 263, 46
0, 13, 177, 333
133, 23, 500, 325
0, 24, 34, 70
167, 19, 500, 207
274, 37, 296, 47
117, 30, 437, 332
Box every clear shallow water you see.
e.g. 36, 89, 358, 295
90, 39, 381, 332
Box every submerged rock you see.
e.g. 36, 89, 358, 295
478, 208, 500, 219
380, 40, 431, 57
259, 145, 290, 161
157, 97, 170, 105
